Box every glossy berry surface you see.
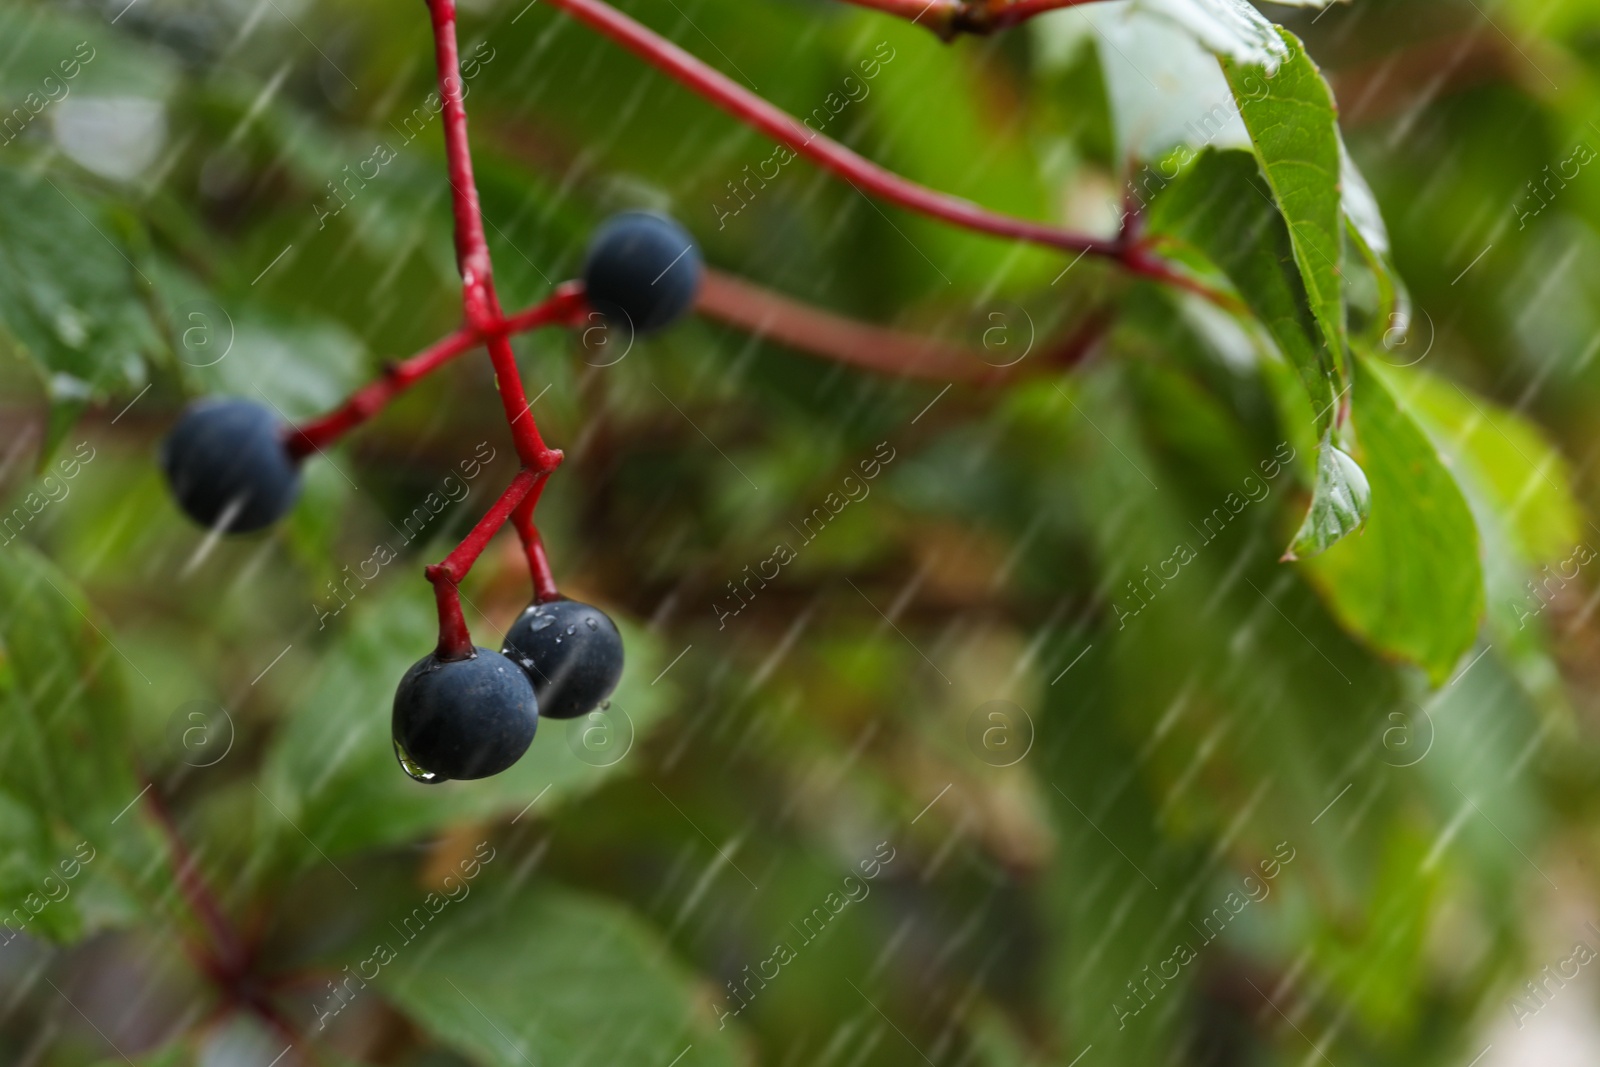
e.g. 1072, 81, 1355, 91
392, 648, 539, 781
160, 398, 302, 533
502, 598, 625, 721
581, 212, 702, 334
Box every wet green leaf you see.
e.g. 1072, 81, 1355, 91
1300, 356, 1483, 682
1286, 434, 1371, 559
0, 167, 156, 459
1225, 30, 1346, 378
377, 881, 743, 1067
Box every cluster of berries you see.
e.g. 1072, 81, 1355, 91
159, 213, 702, 782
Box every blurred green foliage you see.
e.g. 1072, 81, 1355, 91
1, 0, 1599, 1064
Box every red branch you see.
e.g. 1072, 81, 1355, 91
543, 0, 1129, 261
427, 468, 541, 659
427, 0, 560, 470
509, 477, 560, 603
698, 268, 998, 382
285, 284, 586, 459
696, 267, 1111, 381
414, 0, 569, 648
141, 778, 247, 979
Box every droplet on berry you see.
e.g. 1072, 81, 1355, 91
392, 648, 539, 781
502, 598, 624, 721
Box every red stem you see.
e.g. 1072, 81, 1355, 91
542, 0, 1122, 260
287, 330, 476, 460
141, 778, 248, 978
426, 468, 541, 659
696, 266, 1111, 380
697, 267, 1001, 382
287, 285, 588, 459
427, 0, 496, 330
509, 477, 560, 602
414, 0, 568, 648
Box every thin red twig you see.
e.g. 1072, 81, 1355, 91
543, 0, 1124, 261
426, 468, 541, 659
427, 0, 562, 474
697, 268, 999, 382
696, 267, 1111, 381
286, 287, 583, 459
509, 477, 560, 602
141, 778, 247, 978
414, 0, 569, 649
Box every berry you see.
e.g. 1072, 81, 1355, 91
501, 598, 624, 721
581, 212, 702, 334
392, 649, 539, 781
160, 398, 302, 533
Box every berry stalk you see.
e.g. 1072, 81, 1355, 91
509, 478, 560, 603
426, 468, 542, 660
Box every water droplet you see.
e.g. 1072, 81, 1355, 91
584, 617, 599, 631
600, 700, 611, 711
566, 625, 577, 635
529, 615, 556, 632
393, 738, 448, 785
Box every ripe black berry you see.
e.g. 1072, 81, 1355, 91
581, 212, 702, 334
392, 649, 539, 781
501, 598, 624, 721
160, 398, 302, 533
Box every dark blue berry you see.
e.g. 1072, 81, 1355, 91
392, 648, 539, 781
581, 212, 701, 334
501, 598, 624, 721
160, 398, 302, 533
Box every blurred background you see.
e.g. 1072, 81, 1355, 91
0, 0, 1597, 1064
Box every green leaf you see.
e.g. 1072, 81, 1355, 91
1286, 434, 1371, 559
259, 582, 675, 862
0, 541, 137, 827
1150, 149, 1339, 433
0, 542, 164, 945
1136, 0, 1290, 71
1035, 7, 1252, 163
375, 882, 742, 1067
0, 6, 180, 103
1224, 30, 1347, 376
0, 166, 156, 457
1341, 139, 1410, 350
1299, 356, 1484, 683
1371, 363, 1583, 711
1371, 363, 1581, 564
1149, 149, 1375, 559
